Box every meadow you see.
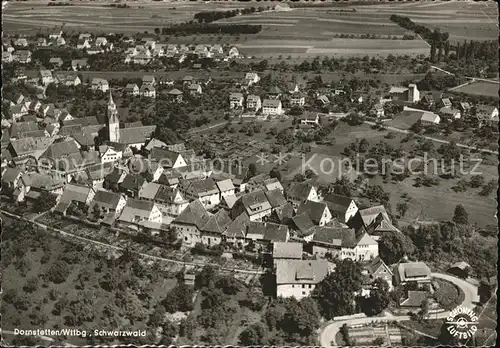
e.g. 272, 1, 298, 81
449, 80, 499, 99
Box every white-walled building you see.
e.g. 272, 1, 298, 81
276, 259, 329, 300
262, 99, 283, 116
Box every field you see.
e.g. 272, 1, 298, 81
357, 1, 498, 42
2, 0, 245, 33
449, 80, 500, 99
347, 324, 402, 346
258, 120, 498, 227
4, 0, 496, 58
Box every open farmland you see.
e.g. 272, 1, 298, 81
235, 38, 429, 58
356, 0, 498, 42
2, 0, 245, 33
449, 80, 499, 99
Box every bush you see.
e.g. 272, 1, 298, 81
191, 242, 223, 257
45, 260, 71, 284
434, 280, 463, 310
162, 284, 194, 313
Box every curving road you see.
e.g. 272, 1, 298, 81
319, 272, 479, 347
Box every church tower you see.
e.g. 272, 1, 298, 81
108, 90, 120, 142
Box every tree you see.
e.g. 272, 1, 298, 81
247, 163, 257, 178
92, 204, 102, 221
430, 41, 437, 62
45, 260, 71, 284
479, 180, 496, 196
373, 337, 385, 346
358, 138, 369, 153
396, 201, 409, 217
195, 265, 217, 290
216, 276, 242, 295
452, 204, 468, 225
239, 322, 269, 345
469, 175, 485, 188
179, 316, 195, 339
162, 284, 194, 313
23, 277, 39, 293
33, 193, 57, 213
313, 259, 363, 319
148, 304, 166, 327
365, 185, 389, 204
362, 278, 391, 316
329, 176, 352, 197
269, 168, 281, 181
378, 230, 415, 265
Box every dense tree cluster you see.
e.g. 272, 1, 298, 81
390, 15, 449, 44
402, 221, 497, 278
162, 284, 194, 313
313, 259, 363, 319
194, 7, 266, 23
378, 230, 415, 265
239, 297, 320, 345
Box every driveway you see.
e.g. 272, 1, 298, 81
319, 272, 479, 346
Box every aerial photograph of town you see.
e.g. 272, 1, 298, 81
0, 0, 498, 346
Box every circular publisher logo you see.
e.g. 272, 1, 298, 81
445, 305, 479, 340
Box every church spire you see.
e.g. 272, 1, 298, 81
108, 89, 115, 108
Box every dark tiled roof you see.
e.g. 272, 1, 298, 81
270, 202, 295, 224
64, 116, 100, 127
173, 199, 210, 229
118, 126, 156, 145
323, 193, 352, 212
265, 189, 287, 208
400, 291, 427, 307
92, 190, 122, 209
202, 209, 232, 234
224, 212, 250, 238
41, 139, 80, 160
312, 226, 356, 248
287, 182, 314, 201
297, 200, 328, 225
120, 174, 146, 192
291, 212, 315, 234
262, 223, 288, 243
10, 121, 39, 138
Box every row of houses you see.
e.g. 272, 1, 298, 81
124, 41, 240, 65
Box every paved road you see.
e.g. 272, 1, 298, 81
0, 209, 264, 275
365, 120, 499, 155
319, 272, 479, 346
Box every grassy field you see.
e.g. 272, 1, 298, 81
357, 0, 498, 42
449, 80, 500, 99
253, 120, 498, 227
2, 0, 245, 33
370, 164, 497, 227
236, 38, 429, 58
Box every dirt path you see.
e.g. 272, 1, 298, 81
0, 209, 265, 275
